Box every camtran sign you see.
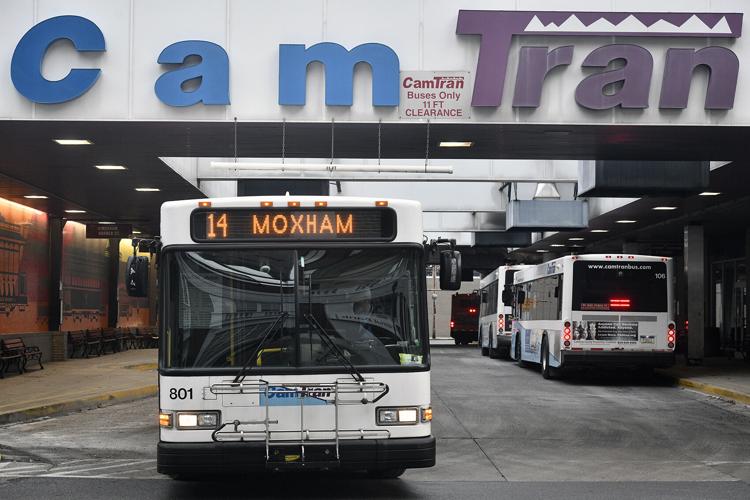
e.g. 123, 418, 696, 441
1, 5, 745, 122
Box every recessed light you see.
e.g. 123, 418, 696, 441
54, 139, 92, 145
99, 221, 116, 224
439, 141, 473, 148
591, 229, 609, 233
95, 165, 127, 170
616, 220, 637, 224
132, 230, 142, 234
653, 206, 677, 211
135, 187, 160, 192
536, 249, 549, 253
568, 237, 584, 241
550, 244, 565, 247
699, 191, 721, 196
65, 209, 86, 213
24, 195, 48, 199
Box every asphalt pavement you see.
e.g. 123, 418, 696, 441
1, 345, 749, 499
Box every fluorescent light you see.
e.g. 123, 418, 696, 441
550, 244, 565, 247
210, 162, 454, 174
568, 237, 584, 241
65, 209, 86, 213
131, 230, 142, 234
536, 249, 549, 253
591, 229, 609, 233
95, 165, 126, 170
99, 221, 115, 224
616, 220, 637, 224
439, 141, 473, 148
23, 195, 48, 199
135, 187, 160, 192
54, 139, 92, 145
653, 206, 677, 211
699, 191, 721, 196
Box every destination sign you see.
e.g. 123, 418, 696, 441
191, 208, 396, 242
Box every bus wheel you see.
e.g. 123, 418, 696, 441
481, 346, 489, 356
515, 338, 527, 367
489, 347, 500, 359
369, 468, 406, 479
541, 338, 558, 380
454, 338, 460, 346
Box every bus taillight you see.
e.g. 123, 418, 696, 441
497, 314, 504, 332
468, 307, 476, 314
610, 298, 631, 309
563, 320, 572, 343
667, 322, 676, 348
450, 320, 455, 329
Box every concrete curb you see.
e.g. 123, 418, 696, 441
0, 385, 158, 425
672, 377, 750, 406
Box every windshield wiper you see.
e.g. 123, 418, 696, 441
233, 312, 289, 384
304, 313, 365, 382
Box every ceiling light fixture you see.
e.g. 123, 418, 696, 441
132, 230, 142, 234
616, 220, 637, 224
210, 162, 454, 174
54, 139, 92, 145
699, 191, 721, 196
439, 141, 474, 148
95, 165, 127, 170
550, 244, 565, 247
99, 221, 116, 224
65, 209, 86, 213
23, 195, 48, 199
591, 229, 609, 233
536, 249, 549, 253
568, 237, 584, 241
135, 187, 160, 192
653, 206, 677, 211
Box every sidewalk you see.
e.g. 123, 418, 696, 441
658, 356, 750, 405
0, 349, 157, 424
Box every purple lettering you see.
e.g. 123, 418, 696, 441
659, 47, 739, 110
513, 45, 574, 108
575, 44, 652, 110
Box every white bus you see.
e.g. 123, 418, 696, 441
478, 265, 528, 358
510, 255, 675, 379
155, 196, 460, 478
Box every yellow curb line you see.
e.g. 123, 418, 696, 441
674, 378, 750, 405
0, 385, 158, 425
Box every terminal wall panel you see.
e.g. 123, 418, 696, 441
578, 160, 709, 197
505, 200, 588, 232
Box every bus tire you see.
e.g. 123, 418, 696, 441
369, 467, 406, 479
515, 337, 527, 367
541, 337, 558, 380
481, 347, 489, 356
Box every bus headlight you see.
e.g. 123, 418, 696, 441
377, 407, 419, 425
175, 411, 221, 429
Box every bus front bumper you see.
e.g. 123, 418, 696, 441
561, 350, 675, 368
157, 436, 435, 475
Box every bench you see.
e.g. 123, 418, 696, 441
100, 328, 121, 354
0, 338, 43, 377
139, 326, 159, 349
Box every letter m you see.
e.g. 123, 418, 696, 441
279, 42, 399, 106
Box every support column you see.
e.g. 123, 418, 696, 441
48, 218, 65, 360
684, 225, 706, 364
107, 238, 120, 328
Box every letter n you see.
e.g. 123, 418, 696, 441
659, 47, 739, 110
155, 40, 230, 106
278, 42, 399, 106
575, 44, 652, 110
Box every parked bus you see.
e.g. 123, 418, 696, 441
155, 196, 460, 479
449, 291, 479, 345
510, 255, 675, 379
478, 265, 528, 358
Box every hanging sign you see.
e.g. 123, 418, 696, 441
399, 71, 471, 119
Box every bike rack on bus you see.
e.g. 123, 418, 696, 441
209, 379, 390, 469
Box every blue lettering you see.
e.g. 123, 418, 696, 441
279, 42, 399, 106
11, 15, 105, 104
154, 40, 230, 106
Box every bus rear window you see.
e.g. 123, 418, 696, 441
572, 261, 668, 313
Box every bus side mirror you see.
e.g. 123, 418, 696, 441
127, 256, 149, 297
439, 250, 461, 290
501, 288, 513, 305
517, 290, 526, 305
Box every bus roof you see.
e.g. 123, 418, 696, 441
479, 264, 529, 288
513, 254, 672, 285
160, 196, 423, 246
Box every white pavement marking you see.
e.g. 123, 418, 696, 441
0, 458, 159, 479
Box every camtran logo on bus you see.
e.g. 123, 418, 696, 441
260, 386, 334, 406
7, 11, 743, 111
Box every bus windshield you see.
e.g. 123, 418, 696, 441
572, 261, 668, 313
163, 247, 426, 371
